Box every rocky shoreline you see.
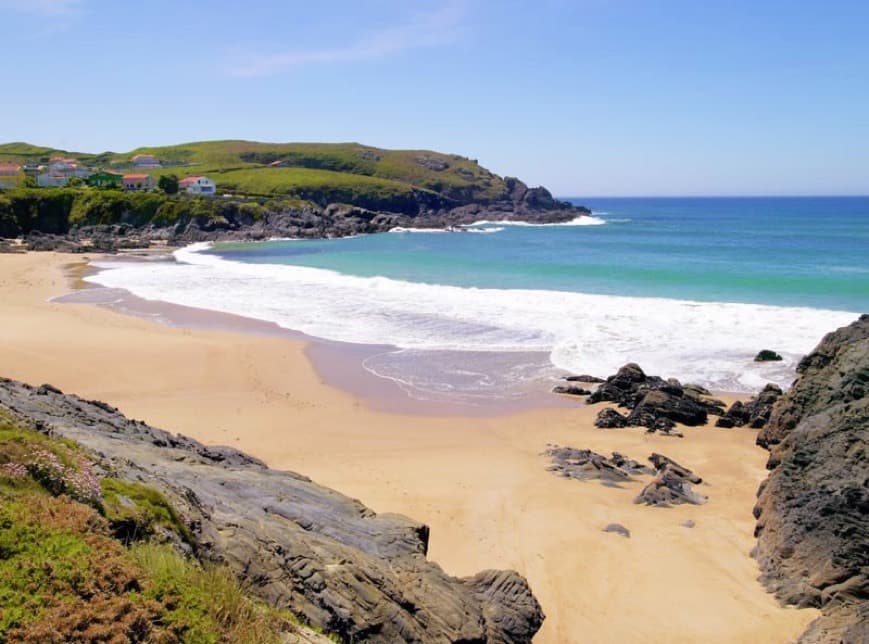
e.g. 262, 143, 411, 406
1, 176, 591, 253
0, 378, 544, 643
551, 316, 867, 643
753, 315, 868, 643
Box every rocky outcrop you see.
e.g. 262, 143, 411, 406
544, 446, 653, 483
634, 454, 706, 507
716, 384, 783, 428
551, 385, 591, 397
544, 446, 705, 507
588, 363, 725, 429
13, 192, 591, 251
0, 378, 544, 643
564, 374, 605, 384
752, 315, 869, 644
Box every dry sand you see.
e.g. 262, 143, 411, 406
0, 252, 818, 643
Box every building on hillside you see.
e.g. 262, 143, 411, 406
132, 154, 161, 169
21, 163, 43, 176
37, 173, 70, 187
36, 158, 90, 186
122, 173, 154, 191
87, 170, 124, 189
0, 164, 21, 189
178, 175, 216, 196
47, 157, 89, 178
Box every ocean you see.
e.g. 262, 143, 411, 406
85, 197, 868, 404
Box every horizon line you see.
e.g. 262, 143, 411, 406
560, 194, 869, 199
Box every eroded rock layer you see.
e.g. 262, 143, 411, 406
753, 315, 869, 644
0, 378, 544, 643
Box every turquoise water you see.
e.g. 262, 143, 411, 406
88, 197, 867, 399
213, 197, 869, 311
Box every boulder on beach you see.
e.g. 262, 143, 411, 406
552, 385, 591, 396
716, 383, 783, 429
634, 453, 706, 506
587, 363, 724, 430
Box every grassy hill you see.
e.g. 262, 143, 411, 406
0, 140, 512, 207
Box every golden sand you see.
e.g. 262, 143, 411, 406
0, 252, 817, 643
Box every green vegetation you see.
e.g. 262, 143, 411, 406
159, 173, 179, 194
0, 139, 513, 212
0, 188, 299, 236
101, 478, 195, 545
0, 414, 321, 643
131, 543, 304, 644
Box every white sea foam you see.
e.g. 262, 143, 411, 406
388, 227, 451, 234
468, 215, 606, 227
84, 243, 861, 393
389, 225, 505, 234
464, 226, 504, 234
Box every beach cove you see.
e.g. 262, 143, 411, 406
0, 251, 819, 643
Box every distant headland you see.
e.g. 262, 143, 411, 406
0, 140, 590, 250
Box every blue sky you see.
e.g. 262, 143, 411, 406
1, 0, 867, 196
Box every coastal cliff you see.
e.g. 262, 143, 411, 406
0, 378, 544, 643
0, 141, 590, 250
753, 315, 869, 643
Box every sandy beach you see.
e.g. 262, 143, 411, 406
0, 252, 818, 643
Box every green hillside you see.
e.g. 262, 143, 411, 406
0, 140, 511, 206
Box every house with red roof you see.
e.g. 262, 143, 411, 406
0, 164, 21, 189
37, 158, 90, 186
122, 174, 154, 191
178, 175, 216, 196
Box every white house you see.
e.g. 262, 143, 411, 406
47, 157, 89, 178
35, 158, 90, 186
132, 154, 161, 169
178, 175, 216, 196
122, 173, 154, 191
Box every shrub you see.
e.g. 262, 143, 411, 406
101, 478, 194, 545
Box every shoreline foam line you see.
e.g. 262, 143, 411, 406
82, 242, 861, 393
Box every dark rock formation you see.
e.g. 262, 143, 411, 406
0, 238, 24, 253
594, 408, 629, 428
716, 384, 783, 429
587, 363, 725, 429
0, 378, 544, 643
564, 374, 605, 384
545, 446, 707, 507
544, 446, 653, 483
603, 524, 630, 538
752, 315, 868, 643
754, 349, 783, 362
552, 385, 591, 397
634, 453, 706, 507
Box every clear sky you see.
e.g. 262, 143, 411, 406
2, 0, 867, 196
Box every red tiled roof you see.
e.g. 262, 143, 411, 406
179, 176, 204, 186
0, 164, 21, 174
